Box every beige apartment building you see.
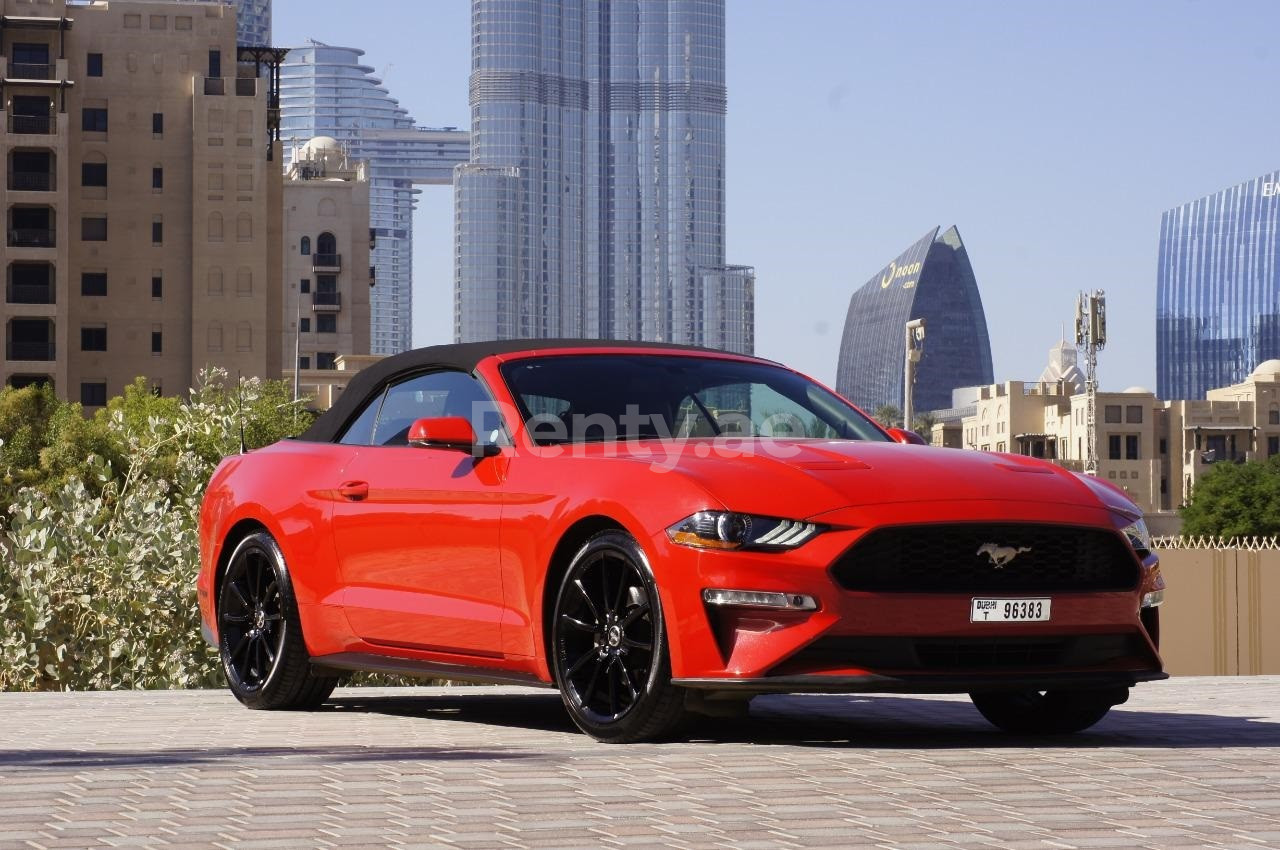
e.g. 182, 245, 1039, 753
936, 344, 1280, 530
2, 0, 285, 404
280, 136, 370, 392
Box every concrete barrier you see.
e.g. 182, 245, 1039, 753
1156, 545, 1280, 675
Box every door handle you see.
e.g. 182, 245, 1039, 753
338, 480, 369, 501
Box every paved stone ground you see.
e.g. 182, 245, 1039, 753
2, 678, 1280, 849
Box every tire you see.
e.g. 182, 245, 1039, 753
217, 531, 336, 710
970, 687, 1127, 734
551, 530, 689, 743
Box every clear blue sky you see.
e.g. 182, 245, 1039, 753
276, 0, 1280, 393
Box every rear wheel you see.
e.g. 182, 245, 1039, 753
551, 531, 688, 743
217, 531, 336, 710
970, 688, 1127, 734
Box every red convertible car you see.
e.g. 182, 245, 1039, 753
198, 341, 1166, 742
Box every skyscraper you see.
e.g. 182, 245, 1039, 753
235, 0, 270, 46
836, 227, 994, 415
1156, 170, 1280, 400
279, 42, 469, 355
455, 0, 754, 353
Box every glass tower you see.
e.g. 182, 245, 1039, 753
280, 42, 469, 355
1157, 170, 1280, 400
455, 0, 754, 354
235, 0, 270, 46
837, 226, 994, 414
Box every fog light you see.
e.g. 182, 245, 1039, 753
1141, 589, 1164, 609
702, 588, 817, 610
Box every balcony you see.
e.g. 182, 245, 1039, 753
312, 253, 341, 271
7, 228, 55, 248
203, 77, 225, 96
235, 77, 257, 97
6, 113, 56, 135
369, 266, 376, 287
311, 292, 341, 312
8, 171, 55, 192
5, 62, 54, 81
7, 341, 55, 361
6, 281, 54, 304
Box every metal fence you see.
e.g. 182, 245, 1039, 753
1154, 535, 1280, 551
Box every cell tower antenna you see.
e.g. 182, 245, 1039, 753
1075, 291, 1106, 476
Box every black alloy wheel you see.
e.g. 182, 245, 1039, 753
969, 687, 1128, 734
217, 531, 336, 710
552, 531, 688, 742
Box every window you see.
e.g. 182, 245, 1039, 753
82, 107, 108, 132
80, 382, 107, 407
151, 276, 163, 299
317, 232, 337, 255
152, 112, 164, 134
152, 218, 163, 244
208, 50, 221, 78
151, 330, 162, 354
317, 314, 337, 334
341, 370, 498, 447
316, 352, 337, 370
1271, 408, 1280, 426
1270, 436, 1280, 457
81, 217, 108, 241
1125, 405, 1143, 424
152, 167, 163, 190
1103, 405, 1121, 424
81, 272, 107, 297
298, 356, 310, 370
299, 279, 311, 294
1126, 435, 1139, 460
299, 317, 311, 333
81, 162, 107, 187
300, 236, 311, 256
80, 326, 107, 352
87, 53, 103, 77
1108, 434, 1121, 460
1159, 438, 1168, 455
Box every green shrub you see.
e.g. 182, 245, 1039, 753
0, 370, 313, 691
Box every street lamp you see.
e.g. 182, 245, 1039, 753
903, 318, 926, 433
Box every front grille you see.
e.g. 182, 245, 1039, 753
831, 523, 1138, 593
781, 634, 1142, 673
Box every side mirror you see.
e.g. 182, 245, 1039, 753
887, 427, 927, 446
407, 416, 498, 456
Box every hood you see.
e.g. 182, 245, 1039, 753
622, 439, 1116, 519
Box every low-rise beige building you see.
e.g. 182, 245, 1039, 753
2, 0, 285, 404
280, 136, 371, 384
936, 346, 1280, 531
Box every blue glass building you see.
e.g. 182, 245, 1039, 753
836, 226, 994, 414
455, 0, 754, 353
1156, 170, 1280, 400
280, 42, 469, 355
235, 0, 270, 46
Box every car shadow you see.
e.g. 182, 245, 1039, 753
0, 744, 542, 770
325, 690, 1280, 749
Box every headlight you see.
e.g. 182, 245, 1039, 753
667, 511, 822, 551
1121, 517, 1152, 558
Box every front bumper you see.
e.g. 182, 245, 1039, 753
651, 501, 1165, 690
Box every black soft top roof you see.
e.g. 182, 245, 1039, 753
298, 338, 758, 443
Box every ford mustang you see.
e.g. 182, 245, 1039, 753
197, 341, 1166, 742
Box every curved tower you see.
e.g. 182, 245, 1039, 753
280, 42, 469, 356
836, 226, 994, 414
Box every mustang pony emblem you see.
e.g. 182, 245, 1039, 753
976, 543, 1032, 568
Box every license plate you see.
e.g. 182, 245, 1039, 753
970, 598, 1051, 622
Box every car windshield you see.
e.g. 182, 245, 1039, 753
500, 354, 890, 445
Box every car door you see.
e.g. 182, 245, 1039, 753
330, 369, 508, 657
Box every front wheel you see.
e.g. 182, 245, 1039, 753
970, 687, 1128, 734
551, 531, 688, 743
217, 531, 336, 710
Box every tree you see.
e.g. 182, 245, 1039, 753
872, 404, 903, 429
912, 411, 938, 440
1180, 456, 1280, 538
